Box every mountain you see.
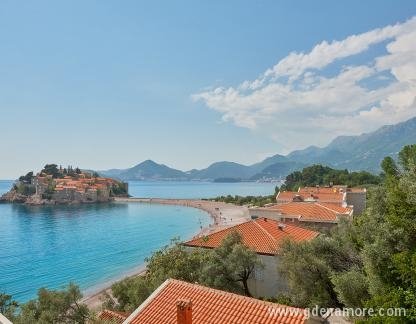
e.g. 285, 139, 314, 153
99, 117, 416, 181
186, 162, 254, 180
250, 161, 306, 180
249, 154, 290, 173
100, 160, 187, 181
287, 116, 416, 172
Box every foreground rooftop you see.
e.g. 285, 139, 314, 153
122, 279, 310, 324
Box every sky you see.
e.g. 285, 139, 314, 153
0, 0, 415, 178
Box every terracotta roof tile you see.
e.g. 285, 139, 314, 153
99, 310, 130, 323
262, 202, 352, 222
183, 218, 318, 255
276, 190, 344, 204
124, 279, 308, 324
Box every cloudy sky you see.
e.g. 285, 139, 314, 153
0, 1, 415, 178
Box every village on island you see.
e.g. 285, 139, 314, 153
0, 164, 128, 204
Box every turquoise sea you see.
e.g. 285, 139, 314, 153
0, 180, 276, 302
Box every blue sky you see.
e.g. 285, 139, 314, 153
1, 1, 415, 178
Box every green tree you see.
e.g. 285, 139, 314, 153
16, 283, 91, 324
18, 171, 34, 184
0, 293, 19, 321
200, 231, 262, 297
280, 164, 381, 191
111, 239, 209, 311
41, 164, 61, 178
278, 145, 416, 322
279, 236, 356, 307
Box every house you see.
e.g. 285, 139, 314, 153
276, 186, 366, 214
249, 202, 353, 230
120, 279, 320, 324
183, 218, 319, 298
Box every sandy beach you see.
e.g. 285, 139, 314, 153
82, 198, 249, 311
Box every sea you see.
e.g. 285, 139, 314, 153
0, 180, 277, 302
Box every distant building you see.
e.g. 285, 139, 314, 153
183, 218, 319, 298
32, 173, 128, 203
276, 186, 366, 215
249, 202, 353, 231
118, 279, 320, 324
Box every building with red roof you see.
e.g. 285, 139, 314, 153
276, 186, 366, 215
121, 279, 318, 324
249, 202, 353, 230
183, 218, 319, 298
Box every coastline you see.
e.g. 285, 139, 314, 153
82, 198, 249, 311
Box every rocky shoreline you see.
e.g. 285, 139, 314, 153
0, 189, 123, 205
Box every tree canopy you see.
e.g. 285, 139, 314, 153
278, 145, 416, 322
280, 164, 381, 191
110, 233, 262, 312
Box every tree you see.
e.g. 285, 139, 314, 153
18, 171, 34, 184
278, 228, 361, 308
111, 239, 209, 312
0, 293, 19, 321
111, 233, 262, 311
41, 164, 61, 178
16, 283, 91, 324
280, 164, 381, 191
278, 145, 416, 322
200, 231, 262, 297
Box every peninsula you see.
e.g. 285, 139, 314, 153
0, 164, 128, 205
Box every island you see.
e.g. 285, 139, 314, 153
0, 164, 128, 205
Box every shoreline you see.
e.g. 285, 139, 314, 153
82, 198, 249, 311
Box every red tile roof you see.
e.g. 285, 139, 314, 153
276, 190, 344, 204
99, 310, 130, 323
298, 187, 344, 194
124, 279, 308, 324
265, 202, 352, 222
183, 218, 318, 255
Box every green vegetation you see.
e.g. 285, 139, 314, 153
108, 233, 261, 312
280, 164, 382, 191
208, 186, 279, 206
0, 293, 19, 321
18, 171, 33, 184
14, 183, 36, 196
110, 182, 128, 196
277, 144, 416, 322
41, 164, 62, 178
0, 284, 100, 324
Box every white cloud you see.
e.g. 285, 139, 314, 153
193, 17, 416, 151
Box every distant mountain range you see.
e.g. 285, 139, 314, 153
100, 117, 416, 181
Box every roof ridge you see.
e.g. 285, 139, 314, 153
253, 219, 281, 246
122, 279, 171, 324
316, 202, 346, 213
167, 279, 305, 311
185, 219, 254, 243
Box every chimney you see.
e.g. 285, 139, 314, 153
177, 299, 192, 324
278, 223, 286, 230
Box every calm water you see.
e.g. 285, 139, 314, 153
127, 180, 278, 198
0, 180, 275, 302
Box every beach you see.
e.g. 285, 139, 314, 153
82, 198, 249, 311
